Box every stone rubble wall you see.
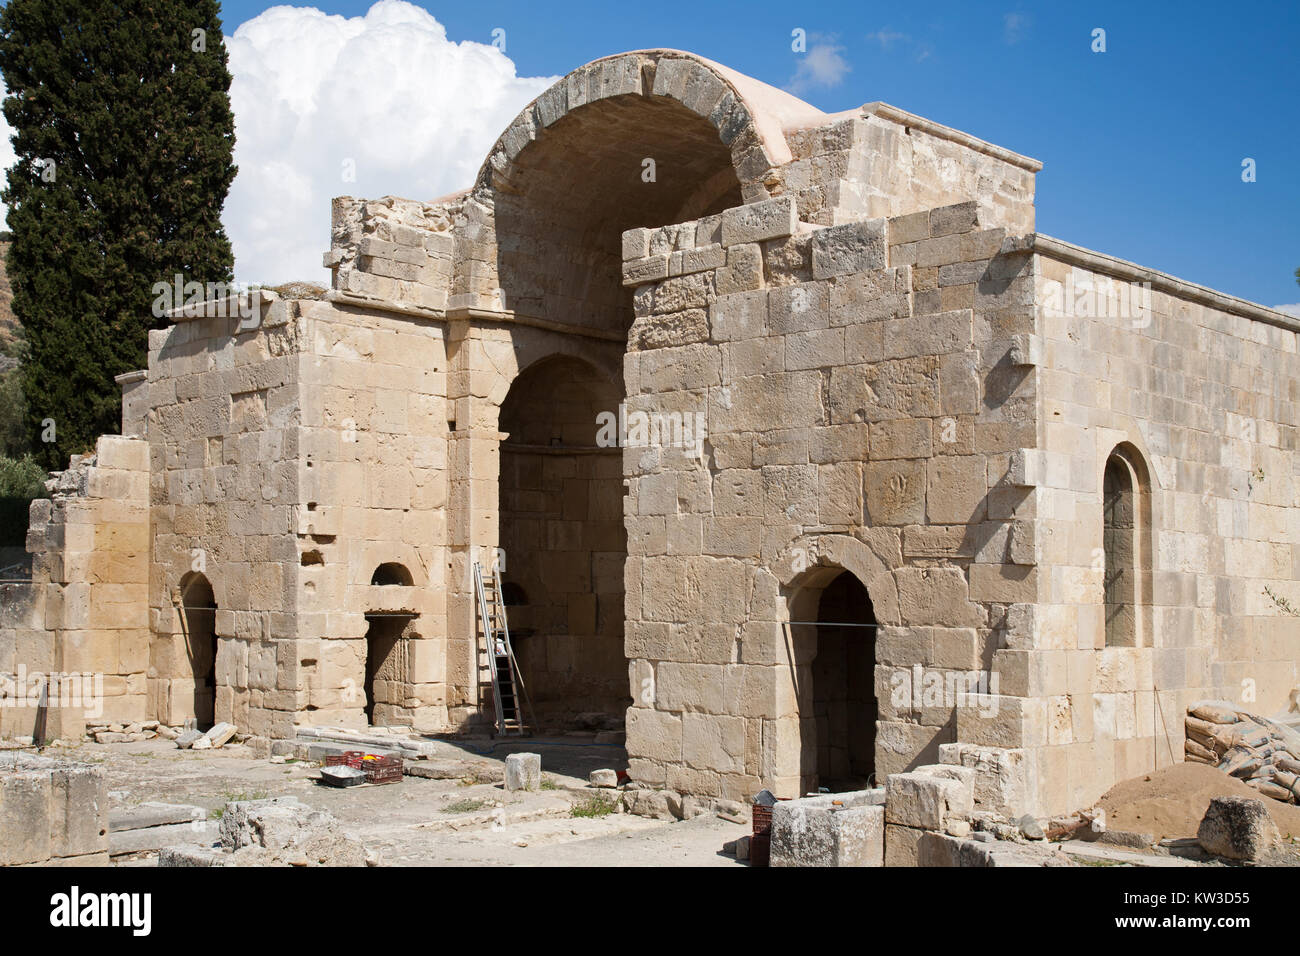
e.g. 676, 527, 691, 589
2, 437, 151, 740
326, 195, 457, 314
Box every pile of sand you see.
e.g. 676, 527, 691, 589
1098, 762, 1300, 842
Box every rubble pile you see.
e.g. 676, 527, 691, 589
1184, 701, 1300, 803
159, 796, 372, 867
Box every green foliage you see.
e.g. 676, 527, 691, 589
570, 794, 617, 818
0, 452, 47, 547
0, 363, 29, 457
443, 798, 487, 814
0, 454, 45, 497
0, 0, 238, 468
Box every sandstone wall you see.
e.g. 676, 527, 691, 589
145, 297, 304, 737
783, 110, 1038, 234
6, 437, 151, 739
292, 298, 450, 732
620, 194, 1038, 801
1021, 249, 1300, 814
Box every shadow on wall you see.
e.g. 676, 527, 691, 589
498, 355, 629, 728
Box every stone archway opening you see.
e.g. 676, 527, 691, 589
788, 567, 878, 793
364, 613, 413, 726
178, 571, 217, 730
498, 355, 627, 729
488, 89, 744, 340
364, 562, 416, 726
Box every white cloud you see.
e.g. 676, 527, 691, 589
0, 2, 556, 282
225, 1, 557, 283
1003, 12, 1029, 45
1274, 303, 1300, 318
865, 29, 909, 51
787, 40, 851, 95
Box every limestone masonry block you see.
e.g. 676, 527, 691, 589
811, 219, 887, 278
720, 196, 797, 246
505, 753, 542, 791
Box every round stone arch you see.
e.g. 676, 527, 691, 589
475, 50, 789, 199
466, 50, 824, 343
494, 350, 630, 727
485, 334, 623, 411
774, 533, 900, 626
1097, 437, 1155, 649
757, 534, 902, 795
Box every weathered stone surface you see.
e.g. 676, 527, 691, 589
885, 770, 969, 831
1197, 796, 1279, 861
811, 220, 886, 278
588, 769, 618, 788
217, 797, 366, 867
623, 788, 683, 820
770, 790, 884, 867
505, 752, 542, 792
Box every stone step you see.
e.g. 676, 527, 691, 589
109, 820, 218, 857
110, 802, 205, 832
295, 727, 436, 757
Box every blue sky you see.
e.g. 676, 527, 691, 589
221, 1, 1296, 307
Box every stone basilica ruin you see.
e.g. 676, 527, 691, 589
2, 50, 1297, 821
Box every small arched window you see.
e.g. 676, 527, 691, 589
371, 563, 413, 587
1102, 446, 1149, 647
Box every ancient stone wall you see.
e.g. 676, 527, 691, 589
145, 296, 304, 738
1017, 247, 1300, 814
293, 297, 450, 732
6, 437, 151, 740
620, 194, 1038, 802
783, 109, 1038, 233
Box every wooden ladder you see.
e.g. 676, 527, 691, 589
474, 561, 532, 736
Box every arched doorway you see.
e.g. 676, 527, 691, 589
365, 562, 415, 726
498, 355, 627, 728
178, 572, 217, 730
788, 567, 878, 793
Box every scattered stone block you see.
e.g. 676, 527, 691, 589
770, 790, 885, 867
735, 834, 751, 861
158, 845, 229, 867
110, 802, 204, 832
885, 771, 965, 831
589, 769, 618, 788
175, 729, 203, 749
1198, 796, 1279, 861
623, 788, 682, 820
203, 722, 237, 748
504, 752, 541, 792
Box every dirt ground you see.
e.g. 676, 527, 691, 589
1099, 762, 1300, 843
49, 737, 748, 867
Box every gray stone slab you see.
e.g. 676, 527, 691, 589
110, 802, 205, 832
109, 820, 217, 856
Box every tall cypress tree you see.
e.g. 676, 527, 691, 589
0, 0, 237, 468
